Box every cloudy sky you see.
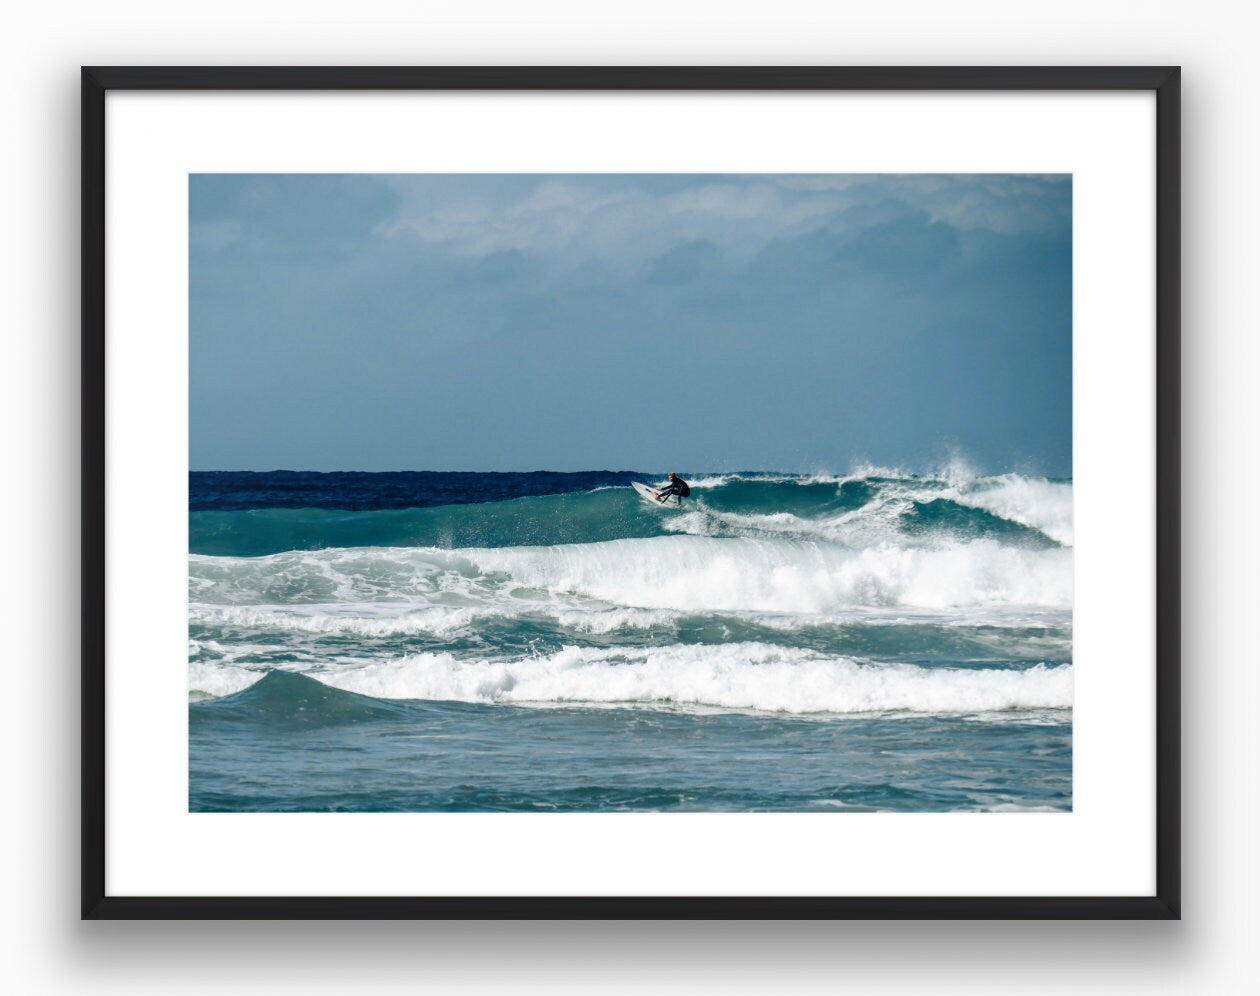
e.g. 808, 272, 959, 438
190, 173, 1071, 474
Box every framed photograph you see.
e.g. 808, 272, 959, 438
83, 66, 1180, 918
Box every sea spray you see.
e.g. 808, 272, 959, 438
190, 470, 1074, 811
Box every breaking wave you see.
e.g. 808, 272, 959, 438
189, 471, 1073, 718
190, 471, 1073, 556
189, 643, 1072, 716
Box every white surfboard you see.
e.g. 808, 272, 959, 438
632, 481, 680, 507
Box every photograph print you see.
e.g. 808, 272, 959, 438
188, 173, 1073, 814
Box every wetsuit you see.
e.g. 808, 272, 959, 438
656, 477, 691, 502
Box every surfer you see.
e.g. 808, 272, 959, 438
652, 472, 691, 504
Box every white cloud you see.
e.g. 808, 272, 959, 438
377, 174, 1068, 263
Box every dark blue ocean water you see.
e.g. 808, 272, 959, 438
190, 469, 653, 511
189, 469, 1073, 812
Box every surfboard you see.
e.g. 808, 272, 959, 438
632, 481, 680, 507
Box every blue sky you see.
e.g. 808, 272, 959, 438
190, 174, 1071, 474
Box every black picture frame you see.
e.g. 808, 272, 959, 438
82, 65, 1180, 920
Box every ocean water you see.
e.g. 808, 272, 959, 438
189, 469, 1073, 812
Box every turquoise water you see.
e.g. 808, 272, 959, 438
189, 470, 1073, 812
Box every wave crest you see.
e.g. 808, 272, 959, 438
190, 644, 1073, 716
191, 533, 1071, 616
189, 472, 1072, 556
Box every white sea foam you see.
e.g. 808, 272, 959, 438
189, 602, 502, 638
977, 804, 1066, 813
654, 477, 1070, 550
663, 502, 910, 546
957, 475, 1074, 546
682, 475, 738, 489
188, 659, 268, 698
191, 643, 1072, 715
684, 473, 799, 489
466, 536, 1072, 614
190, 599, 1070, 651
190, 534, 1072, 618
